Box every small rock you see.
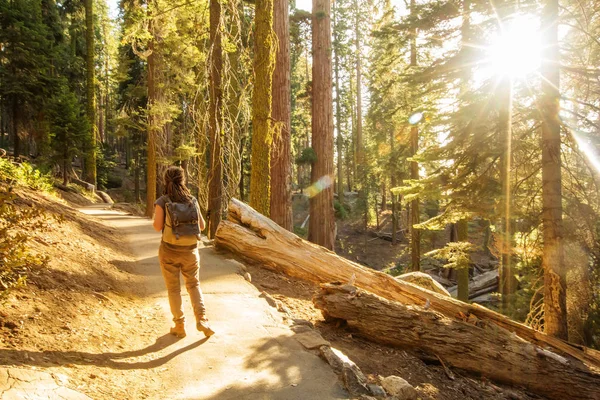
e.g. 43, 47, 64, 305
89, 374, 97, 379
292, 318, 314, 328
227, 259, 247, 273
381, 376, 417, 400
244, 272, 252, 282
260, 291, 278, 308
367, 383, 386, 397
294, 331, 330, 349
291, 325, 313, 334
275, 300, 291, 314
259, 282, 279, 290
342, 365, 369, 396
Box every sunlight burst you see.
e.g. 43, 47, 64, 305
488, 16, 542, 77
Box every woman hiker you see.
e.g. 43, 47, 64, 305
152, 166, 214, 338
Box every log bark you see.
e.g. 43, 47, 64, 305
214, 199, 600, 369
314, 283, 600, 400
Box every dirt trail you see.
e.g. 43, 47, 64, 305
78, 206, 347, 400
1, 206, 347, 400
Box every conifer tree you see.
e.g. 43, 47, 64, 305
270, 0, 293, 230
540, 0, 568, 339
250, 0, 276, 216
207, 0, 224, 237
84, 0, 97, 185
309, 0, 335, 250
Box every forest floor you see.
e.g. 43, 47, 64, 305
0, 186, 540, 399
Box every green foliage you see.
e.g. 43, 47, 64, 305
334, 200, 349, 220
172, 144, 199, 163
295, 147, 317, 165
293, 225, 308, 238
426, 242, 475, 270
97, 147, 119, 190
0, 188, 50, 296
48, 83, 89, 179
383, 262, 405, 277
0, 159, 54, 192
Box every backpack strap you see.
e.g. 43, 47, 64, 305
163, 196, 181, 239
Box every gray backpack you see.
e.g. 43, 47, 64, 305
164, 196, 202, 240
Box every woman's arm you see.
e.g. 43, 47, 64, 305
153, 205, 165, 232
199, 212, 206, 231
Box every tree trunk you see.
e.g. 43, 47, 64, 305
456, 219, 469, 302
134, 153, 141, 203
333, 0, 344, 206
145, 21, 157, 218
207, 0, 224, 238
11, 98, 19, 158
381, 181, 387, 212
390, 128, 398, 245
409, 0, 420, 271
354, 0, 366, 230
314, 283, 600, 400
270, 0, 293, 230
250, 0, 276, 216
541, 0, 567, 339
308, 0, 335, 250
498, 76, 514, 314
214, 198, 600, 369
84, 0, 97, 185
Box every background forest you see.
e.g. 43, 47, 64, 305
1, 0, 600, 348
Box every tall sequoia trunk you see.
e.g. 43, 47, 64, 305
207, 0, 224, 238
541, 0, 568, 339
308, 0, 335, 250
145, 21, 157, 218
250, 0, 276, 216
354, 0, 366, 230
269, 0, 293, 230
84, 0, 97, 185
333, 0, 344, 206
409, 0, 420, 271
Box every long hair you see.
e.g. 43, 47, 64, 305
163, 166, 193, 203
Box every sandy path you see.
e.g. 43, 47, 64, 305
79, 206, 348, 400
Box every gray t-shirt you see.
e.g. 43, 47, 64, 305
154, 195, 169, 210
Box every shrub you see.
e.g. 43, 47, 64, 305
0, 158, 54, 192
0, 188, 50, 296
334, 200, 349, 220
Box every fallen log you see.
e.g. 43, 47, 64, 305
214, 199, 600, 369
313, 283, 600, 400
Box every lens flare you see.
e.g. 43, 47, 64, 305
409, 112, 423, 125
570, 130, 600, 174
306, 175, 334, 198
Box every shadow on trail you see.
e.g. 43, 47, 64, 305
200, 335, 347, 400
0, 334, 208, 370
111, 257, 162, 276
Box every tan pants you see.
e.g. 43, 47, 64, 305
158, 242, 206, 323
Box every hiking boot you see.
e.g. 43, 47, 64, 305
197, 318, 215, 337
170, 321, 186, 338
